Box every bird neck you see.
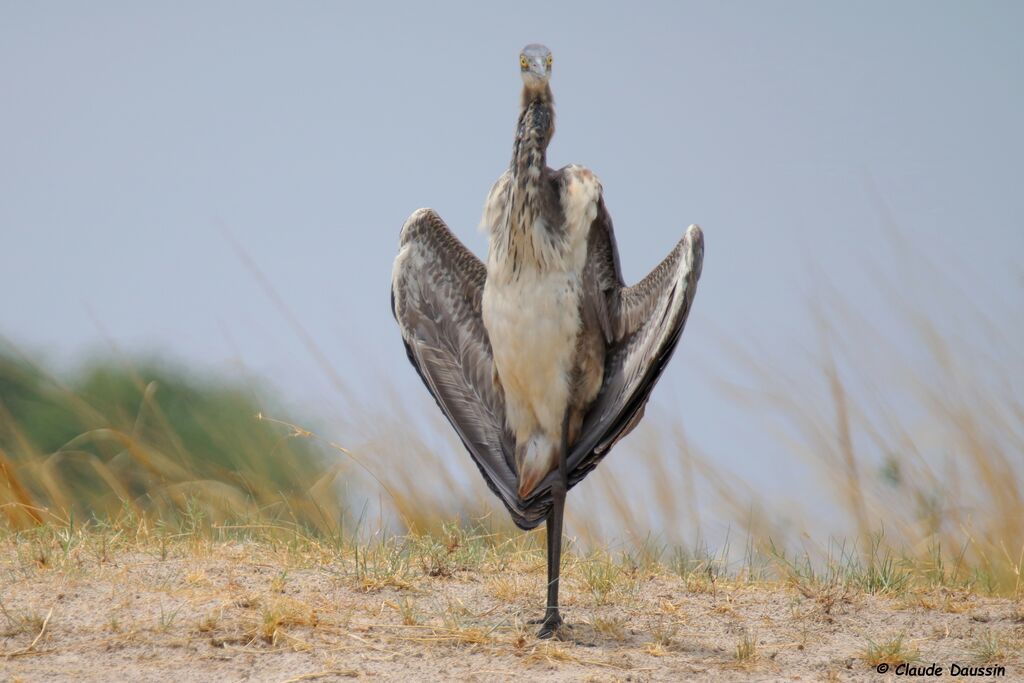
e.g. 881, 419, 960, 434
511, 87, 554, 182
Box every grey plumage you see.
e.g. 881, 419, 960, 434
391, 43, 703, 636
390, 208, 520, 512
391, 204, 703, 528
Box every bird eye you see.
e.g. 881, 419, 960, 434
520, 55, 528, 68
546, 54, 553, 66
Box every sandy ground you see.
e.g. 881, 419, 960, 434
1, 540, 1021, 682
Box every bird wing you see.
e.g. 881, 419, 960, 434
391, 208, 535, 527
525, 203, 704, 506
580, 197, 626, 345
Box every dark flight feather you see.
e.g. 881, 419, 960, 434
392, 203, 703, 530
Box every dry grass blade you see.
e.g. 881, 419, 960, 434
256, 413, 411, 528
2, 608, 53, 658
278, 669, 359, 682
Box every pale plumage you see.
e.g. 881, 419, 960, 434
391, 43, 703, 637
482, 163, 603, 498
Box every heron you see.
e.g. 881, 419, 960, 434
391, 43, 703, 638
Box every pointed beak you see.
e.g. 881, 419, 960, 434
522, 62, 548, 84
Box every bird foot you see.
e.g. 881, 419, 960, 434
533, 612, 569, 639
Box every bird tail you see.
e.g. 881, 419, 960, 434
516, 432, 556, 499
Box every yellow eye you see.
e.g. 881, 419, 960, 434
546, 54, 553, 66
520, 55, 528, 68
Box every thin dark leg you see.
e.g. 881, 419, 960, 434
538, 411, 571, 639
528, 507, 560, 625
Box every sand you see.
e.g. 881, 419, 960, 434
2, 541, 1021, 682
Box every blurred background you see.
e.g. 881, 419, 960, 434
1, 2, 1021, 585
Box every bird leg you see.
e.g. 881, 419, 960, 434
537, 410, 571, 639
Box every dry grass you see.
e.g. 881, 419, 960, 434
1, 523, 1021, 681
0, 601, 47, 638
862, 633, 920, 667
2, 258, 1022, 597
1, 224, 1022, 678
733, 629, 758, 663
967, 628, 1018, 664
591, 615, 628, 642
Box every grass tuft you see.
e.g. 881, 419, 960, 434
734, 629, 758, 662
862, 633, 919, 668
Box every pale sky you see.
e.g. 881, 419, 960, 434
2, 2, 1021, 538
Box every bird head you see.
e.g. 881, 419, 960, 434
519, 44, 552, 89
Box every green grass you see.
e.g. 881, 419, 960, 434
0, 350, 334, 533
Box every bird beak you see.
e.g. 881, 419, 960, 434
523, 62, 548, 83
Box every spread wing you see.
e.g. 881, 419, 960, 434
580, 197, 626, 345
526, 202, 704, 506
391, 208, 536, 527
572, 216, 703, 483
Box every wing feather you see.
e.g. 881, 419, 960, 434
391, 208, 539, 528
571, 215, 704, 482
580, 197, 625, 344
392, 200, 703, 528
526, 204, 704, 503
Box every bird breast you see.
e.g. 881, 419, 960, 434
483, 268, 580, 432
481, 166, 602, 446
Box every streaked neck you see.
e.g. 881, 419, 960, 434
511, 86, 554, 182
